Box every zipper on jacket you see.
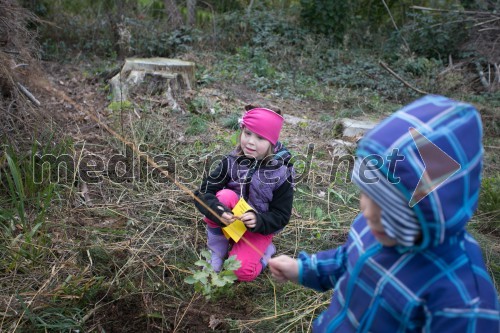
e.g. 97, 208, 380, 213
242, 160, 257, 201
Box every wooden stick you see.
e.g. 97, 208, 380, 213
42, 79, 265, 258
411, 5, 496, 16
379, 61, 429, 95
12, 63, 28, 69
17, 82, 41, 106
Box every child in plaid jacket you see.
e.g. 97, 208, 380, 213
270, 95, 500, 332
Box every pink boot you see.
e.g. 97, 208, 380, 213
206, 227, 229, 272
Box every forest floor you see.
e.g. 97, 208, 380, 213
1, 52, 499, 332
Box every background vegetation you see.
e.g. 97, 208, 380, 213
1, 0, 499, 331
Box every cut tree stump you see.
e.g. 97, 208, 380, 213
341, 118, 378, 138
109, 58, 196, 112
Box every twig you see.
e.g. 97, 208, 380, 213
473, 16, 500, 27
411, 5, 496, 16
379, 61, 429, 95
246, 0, 255, 17
173, 293, 197, 332
16, 82, 41, 106
133, 107, 141, 119
136, 96, 169, 105
12, 63, 28, 69
41, 78, 266, 258
381, 0, 410, 53
7, 100, 15, 112
438, 60, 466, 76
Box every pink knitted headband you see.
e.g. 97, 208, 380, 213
241, 108, 284, 145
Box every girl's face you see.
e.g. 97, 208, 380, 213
240, 127, 272, 160
359, 193, 398, 247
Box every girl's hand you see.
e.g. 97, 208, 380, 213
268, 255, 299, 284
218, 207, 236, 226
240, 211, 257, 228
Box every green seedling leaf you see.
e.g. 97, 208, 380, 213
147, 313, 163, 319
184, 276, 197, 284
194, 260, 210, 268
203, 284, 211, 296
194, 283, 203, 293
220, 270, 234, 277
201, 249, 211, 260
212, 275, 227, 287
193, 271, 209, 284
223, 256, 241, 271
222, 275, 237, 283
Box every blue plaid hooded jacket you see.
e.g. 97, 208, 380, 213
298, 95, 500, 332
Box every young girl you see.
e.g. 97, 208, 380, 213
194, 107, 294, 282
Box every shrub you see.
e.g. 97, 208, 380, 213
396, 10, 470, 60
184, 250, 241, 300
299, 0, 350, 42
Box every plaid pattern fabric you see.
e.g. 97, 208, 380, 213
298, 95, 500, 332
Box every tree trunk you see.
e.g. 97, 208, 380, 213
187, 0, 196, 27
164, 0, 184, 29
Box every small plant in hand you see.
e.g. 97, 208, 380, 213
184, 250, 241, 299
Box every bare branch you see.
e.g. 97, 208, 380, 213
379, 61, 429, 95
16, 82, 41, 106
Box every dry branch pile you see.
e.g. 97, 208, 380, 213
465, 9, 500, 91
0, 0, 40, 97
0, 0, 45, 147
411, 6, 500, 92
465, 9, 500, 64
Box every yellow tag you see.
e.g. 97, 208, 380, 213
222, 197, 252, 242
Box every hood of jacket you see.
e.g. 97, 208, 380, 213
355, 95, 483, 250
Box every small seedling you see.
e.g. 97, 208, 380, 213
184, 250, 241, 299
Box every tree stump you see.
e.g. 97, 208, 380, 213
110, 58, 196, 112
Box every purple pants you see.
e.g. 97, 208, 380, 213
204, 189, 273, 281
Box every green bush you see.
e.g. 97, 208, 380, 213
396, 10, 470, 60
299, 0, 350, 42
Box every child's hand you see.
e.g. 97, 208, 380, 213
269, 255, 299, 284
219, 211, 236, 225
240, 211, 257, 228
217, 205, 236, 226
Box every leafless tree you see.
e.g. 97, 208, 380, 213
164, 0, 184, 29
187, 0, 197, 27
